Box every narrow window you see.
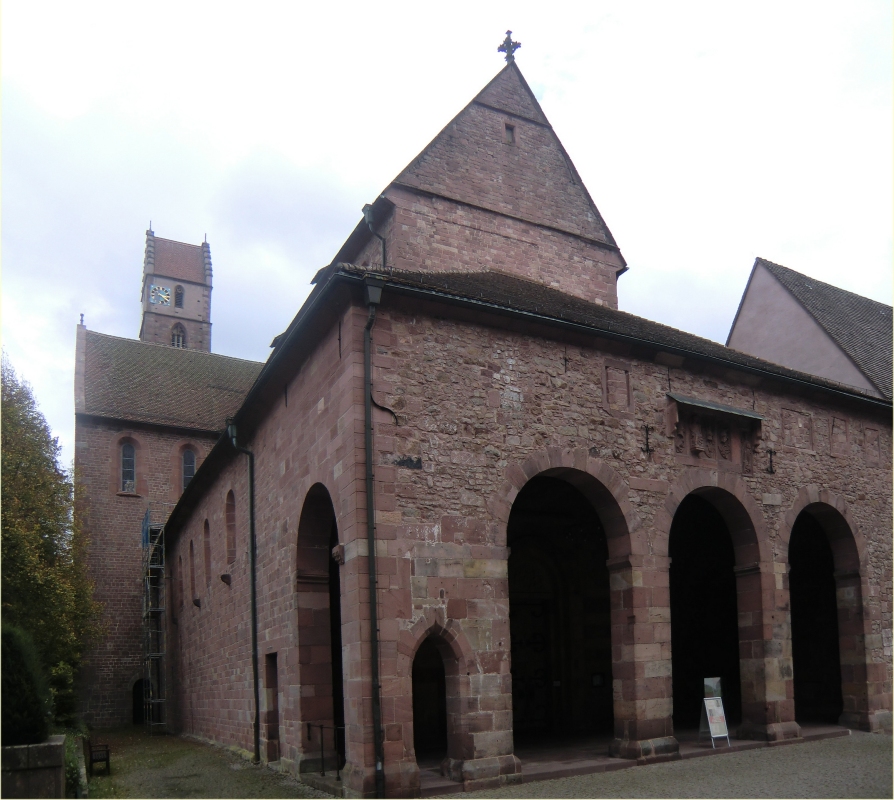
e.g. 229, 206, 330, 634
189, 540, 196, 602
171, 324, 186, 349
174, 286, 184, 308
203, 520, 212, 587
182, 449, 196, 491
504, 123, 515, 145
121, 442, 136, 492
178, 556, 184, 609
226, 490, 236, 565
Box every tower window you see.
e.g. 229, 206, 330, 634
504, 123, 515, 145
121, 442, 136, 492
171, 324, 186, 349
175, 286, 184, 308
182, 449, 196, 491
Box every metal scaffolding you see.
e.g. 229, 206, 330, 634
141, 505, 171, 733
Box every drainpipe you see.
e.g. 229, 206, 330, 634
227, 422, 261, 765
362, 202, 387, 798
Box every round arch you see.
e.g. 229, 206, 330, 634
488, 447, 641, 558
780, 486, 865, 572
780, 486, 875, 730
653, 469, 770, 565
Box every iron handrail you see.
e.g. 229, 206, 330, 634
306, 723, 345, 781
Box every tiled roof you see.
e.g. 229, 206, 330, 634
335, 264, 889, 403
150, 235, 209, 285
758, 258, 892, 399
82, 331, 263, 430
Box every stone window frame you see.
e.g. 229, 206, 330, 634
171, 323, 186, 349
780, 407, 816, 455
601, 357, 634, 419
111, 432, 146, 496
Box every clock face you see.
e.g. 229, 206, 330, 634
149, 284, 171, 305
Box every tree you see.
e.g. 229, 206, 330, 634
1, 355, 101, 722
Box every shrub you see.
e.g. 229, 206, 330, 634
1, 624, 51, 745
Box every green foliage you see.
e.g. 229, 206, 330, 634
63, 732, 85, 797
1, 355, 102, 723
1, 624, 52, 745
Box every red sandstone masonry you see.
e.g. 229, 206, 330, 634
165, 285, 890, 796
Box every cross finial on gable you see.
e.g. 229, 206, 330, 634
498, 30, 521, 63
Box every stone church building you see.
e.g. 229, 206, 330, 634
77, 60, 892, 796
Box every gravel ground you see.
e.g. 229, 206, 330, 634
86, 727, 891, 799
443, 732, 893, 799
86, 727, 330, 798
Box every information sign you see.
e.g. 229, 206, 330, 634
698, 677, 731, 748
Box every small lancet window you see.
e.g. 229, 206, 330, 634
174, 286, 184, 308
121, 442, 136, 492
182, 449, 196, 491
504, 123, 515, 145
171, 324, 186, 349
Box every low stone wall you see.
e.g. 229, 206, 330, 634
1, 735, 66, 799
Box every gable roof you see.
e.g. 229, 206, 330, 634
393, 63, 618, 247
754, 258, 892, 399
81, 330, 263, 431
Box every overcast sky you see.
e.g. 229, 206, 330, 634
3, 1, 891, 472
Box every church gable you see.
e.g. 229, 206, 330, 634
393, 64, 616, 247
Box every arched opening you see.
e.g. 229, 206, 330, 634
132, 679, 146, 725
182, 448, 196, 492
412, 637, 448, 766
295, 484, 345, 773
507, 473, 613, 746
120, 441, 136, 492
789, 511, 842, 723
171, 323, 186, 349
669, 494, 742, 728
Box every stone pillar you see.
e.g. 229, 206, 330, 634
735, 562, 800, 742
834, 570, 883, 731
608, 555, 678, 760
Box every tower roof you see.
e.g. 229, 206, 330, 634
144, 230, 212, 285
392, 63, 617, 247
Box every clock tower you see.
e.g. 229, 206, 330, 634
139, 229, 213, 352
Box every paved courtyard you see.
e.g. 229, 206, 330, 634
442, 731, 892, 799
87, 726, 890, 798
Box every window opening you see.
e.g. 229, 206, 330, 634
182, 449, 196, 491
174, 286, 184, 308
171, 324, 186, 349
121, 442, 136, 492
504, 123, 515, 145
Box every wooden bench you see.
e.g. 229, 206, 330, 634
83, 738, 110, 776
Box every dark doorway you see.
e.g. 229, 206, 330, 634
412, 638, 448, 760
669, 495, 742, 728
132, 679, 145, 725
328, 520, 346, 768
789, 512, 843, 723
507, 475, 613, 744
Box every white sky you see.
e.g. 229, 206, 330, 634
3, 1, 892, 472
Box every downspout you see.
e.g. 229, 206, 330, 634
227, 422, 261, 765
362, 202, 387, 798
